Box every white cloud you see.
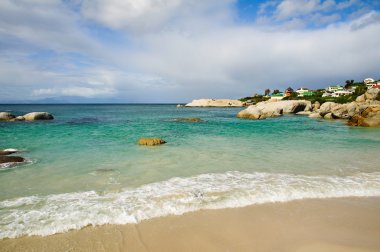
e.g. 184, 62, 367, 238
80, 0, 235, 32
32, 87, 115, 97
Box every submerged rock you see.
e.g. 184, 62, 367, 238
185, 99, 244, 107
237, 100, 312, 120
23, 112, 54, 121
138, 138, 166, 146
174, 117, 203, 122
0, 156, 25, 164
0, 112, 15, 121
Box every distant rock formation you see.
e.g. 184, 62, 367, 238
237, 100, 312, 120
23, 112, 54, 121
185, 99, 244, 107
0, 112, 15, 121
0, 112, 54, 121
138, 138, 167, 146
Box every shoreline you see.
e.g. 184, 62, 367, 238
1, 196, 380, 251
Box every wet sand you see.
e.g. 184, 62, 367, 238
1, 197, 380, 252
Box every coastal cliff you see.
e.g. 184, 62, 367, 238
185, 99, 244, 107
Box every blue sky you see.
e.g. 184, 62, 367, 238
0, 0, 379, 103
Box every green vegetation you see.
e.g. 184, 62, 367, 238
243, 81, 370, 105
239, 95, 270, 104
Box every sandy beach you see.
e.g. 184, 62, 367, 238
1, 197, 379, 252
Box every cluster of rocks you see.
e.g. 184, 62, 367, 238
236, 89, 380, 127
185, 99, 244, 107
237, 100, 312, 120
0, 112, 54, 122
305, 89, 380, 127
0, 149, 25, 165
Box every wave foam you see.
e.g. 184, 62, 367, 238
1, 171, 380, 239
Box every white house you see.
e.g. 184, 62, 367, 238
364, 78, 375, 84
326, 85, 343, 92
331, 90, 353, 97
296, 87, 309, 97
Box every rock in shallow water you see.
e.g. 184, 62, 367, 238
0, 112, 15, 121
174, 117, 203, 122
138, 138, 166, 146
0, 156, 25, 164
23, 112, 54, 121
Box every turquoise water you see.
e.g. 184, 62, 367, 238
1, 104, 380, 238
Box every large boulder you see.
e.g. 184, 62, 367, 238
309, 113, 322, 118
364, 89, 379, 100
312, 101, 321, 111
347, 106, 380, 127
138, 138, 166, 146
356, 94, 366, 103
237, 100, 312, 120
23, 112, 54, 121
0, 156, 25, 164
0, 112, 15, 121
318, 102, 339, 116
185, 99, 244, 107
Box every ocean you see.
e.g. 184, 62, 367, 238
1, 104, 380, 238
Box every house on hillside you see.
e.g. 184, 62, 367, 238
364, 78, 375, 85
326, 85, 343, 92
284, 87, 294, 97
371, 82, 380, 89
270, 92, 284, 100
296, 87, 310, 97
331, 90, 353, 97
303, 91, 315, 96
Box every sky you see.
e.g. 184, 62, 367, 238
0, 0, 380, 103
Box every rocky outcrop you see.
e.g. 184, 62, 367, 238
0, 112, 15, 121
186, 99, 244, 107
237, 100, 312, 120
138, 138, 166, 146
1, 112, 53, 121
347, 106, 380, 127
307, 89, 380, 127
23, 112, 54, 121
0, 156, 25, 164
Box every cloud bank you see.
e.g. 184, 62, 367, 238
0, 0, 379, 102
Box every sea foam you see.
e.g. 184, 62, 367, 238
1, 171, 380, 239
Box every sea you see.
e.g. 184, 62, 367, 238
0, 104, 380, 239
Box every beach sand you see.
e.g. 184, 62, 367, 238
1, 197, 380, 252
